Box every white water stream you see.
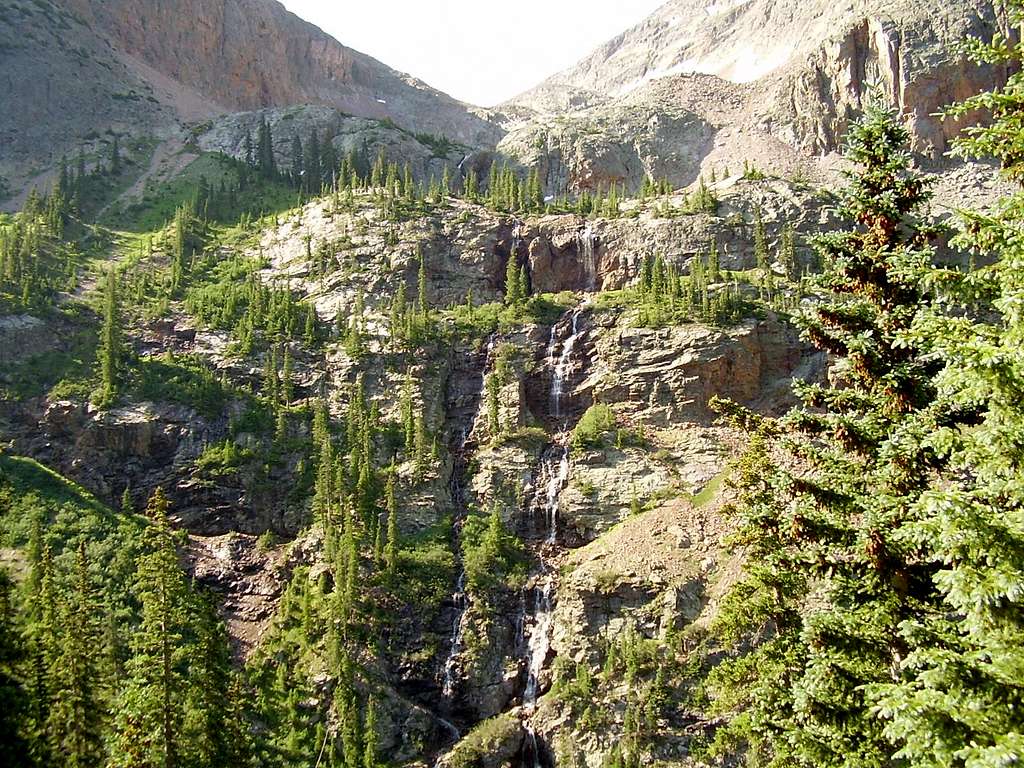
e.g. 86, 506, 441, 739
520, 303, 588, 767
547, 305, 587, 419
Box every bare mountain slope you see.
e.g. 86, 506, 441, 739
63, 0, 499, 146
0, 0, 499, 199
509, 0, 1014, 157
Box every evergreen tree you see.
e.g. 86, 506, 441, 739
417, 248, 429, 325
186, 594, 244, 768
257, 119, 276, 178
709, 104, 940, 766
869, 8, 1024, 762
384, 471, 399, 577
753, 205, 768, 271
96, 267, 122, 408
504, 253, 522, 309
107, 489, 191, 768
305, 129, 321, 193
707, 240, 720, 283
0, 570, 31, 768
780, 221, 797, 281
362, 696, 378, 768
291, 135, 304, 187
110, 135, 122, 175
47, 543, 105, 768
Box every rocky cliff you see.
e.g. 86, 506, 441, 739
64, 0, 498, 146
0, 174, 832, 763
501, 0, 1013, 192
0, 0, 498, 200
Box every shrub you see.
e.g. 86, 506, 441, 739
571, 404, 617, 449
461, 503, 526, 595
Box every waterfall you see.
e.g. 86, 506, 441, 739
541, 446, 569, 545
523, 573, 556, 706
439, 335, 497, 720
518, 305, 587, 768
548, 305, 587, 419
519, 444, 568, 768
523, 443, 567, 707
578, 224, 597, 291
440, 570, 467, 702
511, 220, 524, 254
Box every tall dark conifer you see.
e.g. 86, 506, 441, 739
107, 489, 190, 768
709, 104, 940, 766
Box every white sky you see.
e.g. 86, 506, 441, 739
280, 0, 668, 107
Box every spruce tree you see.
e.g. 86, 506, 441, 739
504, 253, 522, 309
753, 205, 768, 271
110, 135, 121, 175
417, 248, 429, 326
869, 7, 1024, 762
0, 569, 31, 768
107, 489, 191, 768
384, 471, 399, 578
47, 543, 105, 768
305, 129, 321, 194
96, 267, 121, 408
362, 696, 378, 768
709, 104, 940, 766
291, 135, 304, 187
186, 594, 243, 768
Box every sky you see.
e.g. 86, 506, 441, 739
280, 0, 667, 107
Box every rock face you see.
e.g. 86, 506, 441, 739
761, 5, 1017, 156
524, 176, 834, 292
500, 0, 1011, 192
498, 89, 716, 194
547, 309, 823, 541
65, 0, 499, 146
1, 0, 499, 199
0, 0, 174, 196
0, 315, 57, 367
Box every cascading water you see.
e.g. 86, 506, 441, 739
511, 220, 524, 254
548, 306, 586, 419
578, 224, 597, 292
440, 570, 467, 702
520, 452, 566, 768
541, 446, 569, 545
519, 305, 586, 767
439, 335, 497, 722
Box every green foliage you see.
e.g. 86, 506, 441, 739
619, 247, 752, 329
864, 9, 1024, 764
707, 103, 946, 766
184, 256, 322, 353
392, 522, 457, 614
0, 183, 85, 313
93, 267, 121, 408
571, 404, 617, 450
443, 712, 521, 768
461, 503, 526, 596
130, 354, 231, 419
0, 304, 99, 401
194, 440, 256, 477
105, 152, 297, 233
445, 292, 577, 342
0, 459, 248, 768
